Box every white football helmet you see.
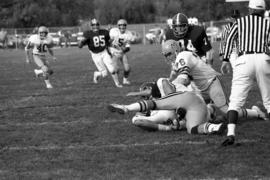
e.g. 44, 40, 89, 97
38, 26, 49, 39
117, 19, 127, 34
172, 13, 189, 38
161, 40, 181, 64
91, 18, 100, 32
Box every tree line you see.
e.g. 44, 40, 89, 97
0, 0, 268, 28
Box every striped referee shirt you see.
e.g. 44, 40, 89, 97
219, 22, 234, 56
223, 14, 270, 61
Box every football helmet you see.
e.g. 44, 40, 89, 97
172, 13, 189, 38
38, 26, 49, 39
91, 18, 100, 32
139, 82, 161, 100
117, 19, 127, 34
162, 40, 181, 64
248, 0, 265, 10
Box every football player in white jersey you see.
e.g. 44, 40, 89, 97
108, 78, 226, 135
124, 78, 225, 134
109, 19, 134, 85
25, 26, 56, 89
161, 39, 268, 121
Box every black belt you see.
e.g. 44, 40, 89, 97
239, 51, 263, 56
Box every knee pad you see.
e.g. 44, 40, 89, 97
101, 70, 108, 77
41, 65, 48, 73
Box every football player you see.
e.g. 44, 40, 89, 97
108, 79, 226, 135
25, 26, 56, 89
162, 39, 268, 121
164, 13, 214, 65
109, 19, 134, 85
78, 19, 122, 88
125, 78, 224, 134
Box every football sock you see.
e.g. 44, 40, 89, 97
227, 123, 236, 136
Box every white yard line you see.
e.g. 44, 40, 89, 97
0, 118, 128, 128
1, 139, 258, 152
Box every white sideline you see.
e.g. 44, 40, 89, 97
1, 139, 258, 152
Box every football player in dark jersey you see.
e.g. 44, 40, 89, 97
165, 13, 213, 65
78, 18, 122, 88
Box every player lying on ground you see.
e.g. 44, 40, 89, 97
108, 77, 227, 135
125, 78, 224, 134
25, 26, 56, 89
161, 39, 268, 121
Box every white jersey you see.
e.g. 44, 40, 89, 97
28, 34, 53, 55
173, 51, 220, 91
109, 27, 133, 55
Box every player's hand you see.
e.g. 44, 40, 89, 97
126, 92, 139, 96
26, 59, 30, 64
220, 61, 232, 75
221, 135, 235, 146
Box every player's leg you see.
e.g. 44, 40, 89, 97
255, 54, 270, 119
90, 52, 108, 84
33, 55, 53, 88
121, 54, 131, 85
222, 55, 254, 146
103, 51, 122, 88
108, 91, 192, 114
208, 76, 262, 120
184, 100, 225, 135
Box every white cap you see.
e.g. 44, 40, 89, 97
248, 0, 266, 10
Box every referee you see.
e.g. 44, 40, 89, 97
221, 0, 270, 146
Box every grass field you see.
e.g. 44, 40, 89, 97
0, 43, 270, 180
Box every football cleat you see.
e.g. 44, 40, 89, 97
46, 83, 53, 89
115, 83, 123, 88
107, 104, 128, 114
123, 78, 131, 85
221, 135, 235, 146
252, 105, 269, 121
93, 71, 101, 84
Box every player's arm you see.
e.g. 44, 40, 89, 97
47, 47, 57, 61
78, 37, 87, 48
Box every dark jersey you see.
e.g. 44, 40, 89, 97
81, 29, 110, 53
165, 25, 212, 57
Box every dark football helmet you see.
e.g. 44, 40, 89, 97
172, 13, 189, 38
139, 82, 161, 100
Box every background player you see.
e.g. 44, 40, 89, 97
109, 19, 134, 85
164, 13, 214, 65
25, 26, 56, 89
78, 18, 122, 88
220, 0, 270, 146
